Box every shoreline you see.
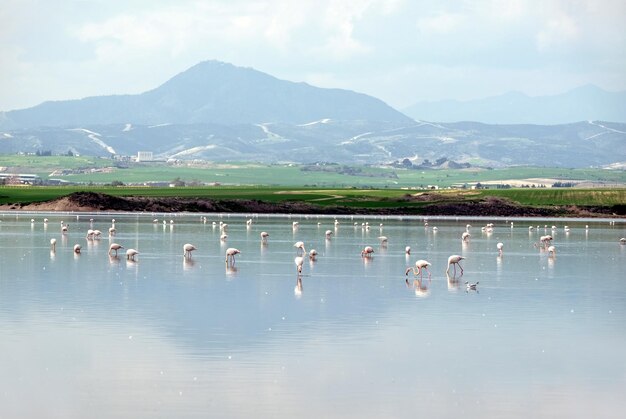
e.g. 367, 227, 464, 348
1, 192, 624, 218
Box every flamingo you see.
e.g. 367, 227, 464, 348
446, 255, 465, 275
497, 242, 504, 256
183, 243, 197, 259
126, 249, 139, 261
220, 233, 228, 241
309, 249, 318, 260
547, 245, 556, 257
108, 227, 116, 236
325, 230, 333, 239
620, 238, 626, 244
361, 246, 374, 257
294, 256, 304, 274
540, 235, 553, 247
294, 241, 306, 255
108, 243, 123, 256
378, 236, 388, 245
86, 229, 95, 240
225, 248, 240, 265
405, 246, 411, 255
73, 244, 81, 254
405, 260, 432, 279
260, 231, 269, 243
50, 238, 57, 251
93, 229, 102, 239
462, 232, 471, 242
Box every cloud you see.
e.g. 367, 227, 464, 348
536, 14, 579, 51
1, 0, 625, 111
417, 12, 466, 35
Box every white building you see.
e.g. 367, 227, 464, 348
137, 151, 153, 161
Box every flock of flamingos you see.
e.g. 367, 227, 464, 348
33, 214, 625, 294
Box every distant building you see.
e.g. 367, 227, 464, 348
0, 173, 42, 185
137, 151, 153, 161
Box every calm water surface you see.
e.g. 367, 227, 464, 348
1, 212, 625, 418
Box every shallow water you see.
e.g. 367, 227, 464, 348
1, 212, 625, 418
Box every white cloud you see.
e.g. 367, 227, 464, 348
536, 14, 579, 51
0, 0, 625, 111
416, 12, 466, 34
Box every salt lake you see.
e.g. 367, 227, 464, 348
1, 212, 625, 418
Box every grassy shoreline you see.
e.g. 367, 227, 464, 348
1, 187, 624, 217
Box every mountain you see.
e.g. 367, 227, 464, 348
0, 60, 412, 129
1, 62, 624, 168
402, 85, 626, 125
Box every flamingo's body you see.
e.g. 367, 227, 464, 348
547, 245, 556, 257
108, 243, 123, 256
361, 246, 374, 257
405, 259, 432, 279
73, 244, 81, 254
309, 249, 318, 260
225, 248, 240, 265
295, 256, 304, 274
294, 241, 306, 255
446, 255, 465, 275
497, 242, 504, 256
126, 249, 139, 261
260, 231, 269, 243
462, 232, 471, 242
50, 238, 57, 251
183, 243, 197, 259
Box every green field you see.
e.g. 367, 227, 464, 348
1, 156, 625, 188
1, 185, 624, 209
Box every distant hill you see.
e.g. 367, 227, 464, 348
1, 119, 624, 168
0, 60, 412, 129
402, 85, 626, 124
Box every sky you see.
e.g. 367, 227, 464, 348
1, 0, 625, 112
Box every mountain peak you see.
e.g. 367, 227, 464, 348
1, 61, 412, 129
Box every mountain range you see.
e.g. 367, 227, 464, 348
402, 85, 626, 125
0, 61, 625, 168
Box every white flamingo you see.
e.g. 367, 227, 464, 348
295, 256, 304, 274
294, 241, 306, 255
126, 249, 139, 261
446, 255, 465, 275
183, 243, 197, 259
361, 246, 374, 257
225, 248, 240, 265
109, 243, 123, 256
405, 259, 432, 279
